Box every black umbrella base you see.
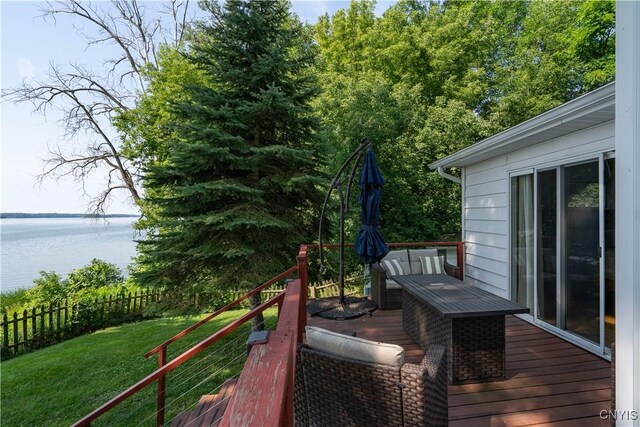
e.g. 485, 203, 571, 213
307, 296, 378, 320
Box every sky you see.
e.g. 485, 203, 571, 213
1, 0, 396, 214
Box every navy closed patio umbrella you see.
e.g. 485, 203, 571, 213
310, 138, 383, 319
354, 149, 389, 264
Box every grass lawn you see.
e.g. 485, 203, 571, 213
1, 309, 277, 426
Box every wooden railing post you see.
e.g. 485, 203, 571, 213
456, 241, 465, 280
156, 347, 167, 427
296, 245, 308, 344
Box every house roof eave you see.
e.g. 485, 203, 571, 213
429, 82, 616, 170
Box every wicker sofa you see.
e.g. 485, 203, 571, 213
294, 331, 448, 427
371, 248, 460, 310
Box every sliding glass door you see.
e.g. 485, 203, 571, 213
510, 174, 534, 312
563, 161, 600, 343
510, 156, 615, 354
537, 169, 558, 326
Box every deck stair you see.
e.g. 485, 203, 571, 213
171, 379, 237, 427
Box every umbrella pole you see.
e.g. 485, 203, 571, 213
308, 137, 381, 319
338, 183, 346, 304
317, 138, 371, 270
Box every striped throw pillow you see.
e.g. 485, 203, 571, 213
381, 259, 405, 277
420, 256, 445, 275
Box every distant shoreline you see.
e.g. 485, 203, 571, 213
1, 213, 138, 219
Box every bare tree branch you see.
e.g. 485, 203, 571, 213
2, 0, 193, 215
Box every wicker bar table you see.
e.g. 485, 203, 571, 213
392, 274, 529, 384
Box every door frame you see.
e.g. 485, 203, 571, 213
508, 151, 614, 359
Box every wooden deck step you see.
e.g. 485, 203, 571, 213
170, 379, 237, 427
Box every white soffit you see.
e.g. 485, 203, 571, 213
429, 82, 616, 169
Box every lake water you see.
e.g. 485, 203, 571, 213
0, 217, 139, 292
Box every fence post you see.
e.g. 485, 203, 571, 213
48, 303, 54, 338
101, 296, 106, 323
22, 310, 28, 351
31, 307, 37, 342
133, 291, 138, 312
156, 346, 167, 427
12, 312, 18, 356
2, 313, 8, 353
56, 302, 61, 341
127, 292, 132, 314
39, 305, 45, 344
64, 299, 68, 333
72, 303, 78, 337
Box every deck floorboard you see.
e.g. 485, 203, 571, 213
307, 310, 611, 426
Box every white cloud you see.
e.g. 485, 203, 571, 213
17, 56, 35, 81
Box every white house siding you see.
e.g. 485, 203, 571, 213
462, 120, 615, 299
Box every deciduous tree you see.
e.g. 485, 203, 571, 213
2, 0, 193, 214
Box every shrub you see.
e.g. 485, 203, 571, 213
66, 259, 124, 293
0, 289, 30, 314
27, 271, 67, 306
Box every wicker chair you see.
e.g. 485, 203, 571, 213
294, 344, 448, 427
371, 249, 460, 310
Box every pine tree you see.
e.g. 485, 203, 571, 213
136, 0, 323, 290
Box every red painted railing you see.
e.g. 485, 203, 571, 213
143, 267, 298, 425
71, 292, 287, 427
73, 241, 463, 426
71, 267, 300, 427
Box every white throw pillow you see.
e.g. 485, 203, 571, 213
420, 255, 445, 275
305, 326, 405, 367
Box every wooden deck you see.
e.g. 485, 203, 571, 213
308, 310, 612, 426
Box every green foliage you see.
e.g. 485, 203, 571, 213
313, 0, 615, 241
571, 0, 615, 90
115, 47, 210, 230
135, 0, 325, 289
27, 271, 67, 306
66, 259, 124, 293
416, 98, 497, 236
110, 0, 616, 291
0, 289, 30, 314
2, 260, 127, 315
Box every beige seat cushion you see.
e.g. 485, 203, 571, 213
305, 326, 405, 367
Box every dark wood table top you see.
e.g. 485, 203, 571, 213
391, 274, 530, 318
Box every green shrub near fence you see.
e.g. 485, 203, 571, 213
0, 275, 361, 360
